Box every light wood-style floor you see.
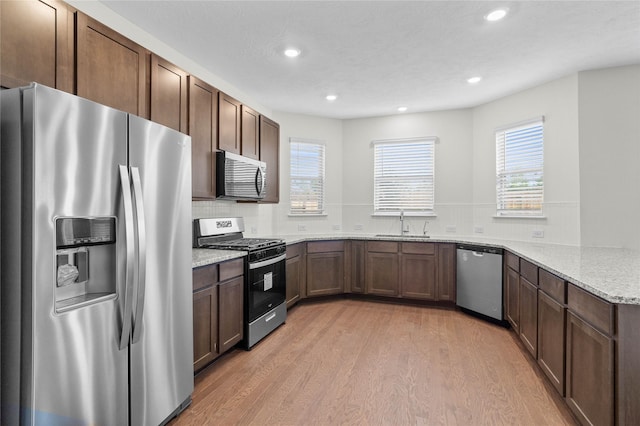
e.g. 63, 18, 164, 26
172, 299, 577, 425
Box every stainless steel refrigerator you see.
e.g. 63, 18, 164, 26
1, 83, 193, 425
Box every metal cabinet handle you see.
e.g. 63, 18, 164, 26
131, 167, 147, 344
118, 165, 135, 350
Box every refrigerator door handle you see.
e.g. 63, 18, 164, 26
131, 166, 147, 343
118, 165, 135, 350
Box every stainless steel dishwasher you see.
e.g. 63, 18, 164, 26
456, 244, 504, 321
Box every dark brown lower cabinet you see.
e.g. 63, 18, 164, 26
286, 243, 304, 306
366, 241, 399, 297
519, 277, 538, 357
218, 276, 244, 353
537, 290, 566, 395
306, 241, 345, 296
565, 311, 614, 426
192, 258, 244, 372
192, 284, 218, 372
436, 243, 456, 302
400, 253, 435, 299
505, 266, 520, 332
349, 241, 366, 293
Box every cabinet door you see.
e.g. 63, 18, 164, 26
218, 276, 244, 353
350, 241, 366, 293
566, 312, 614, 426
519, 277, 538, 358
505, 266, 520, 332
537, 290, 566, 395
259, 115, 280, 203
193, 285, 218, 372
0, 0, 74, 92
218, 92, 241, 153
400, 254, 435, 300
150, 54, 187, 132
286, 252, 302, 308
241, 105, 259, 159
306, 252, 345, 296
189, 77, 218, 199
436, 243, 456, 302
366, 252, 399, 296
77, 13, 148, 117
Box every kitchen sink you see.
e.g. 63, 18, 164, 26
375, 234, 430, 239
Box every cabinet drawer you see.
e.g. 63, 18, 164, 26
506, 251, 519, 272
219, 258, 244, 281
367, 241, 398, 253
401, 242, 435, 255
193, 264, 218, 291
286, 242, 304, 258
520, 259, 538, 285
539, 269, 566, 303
306, 240, 344, 253
567, 284, 614, 336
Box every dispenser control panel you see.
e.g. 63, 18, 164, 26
56, 217, 116, 249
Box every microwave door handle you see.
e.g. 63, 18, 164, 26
118, 165, 135, 350
131, 167, 147, 344
255, 167, 265, 196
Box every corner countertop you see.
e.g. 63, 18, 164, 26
193, 233, 640, 306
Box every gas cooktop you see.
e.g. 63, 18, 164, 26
193, 218, 283, 252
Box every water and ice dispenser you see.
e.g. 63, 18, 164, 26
54, 217, 117, 312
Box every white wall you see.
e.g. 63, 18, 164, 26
579, 65, 640, 249
341, 110, 474, 237
271, 111, 344, 235
471, 74, 581, 245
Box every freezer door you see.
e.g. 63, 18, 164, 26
128, 116, 193, 426
25, 85, 129, 425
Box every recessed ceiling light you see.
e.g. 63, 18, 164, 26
397, 107, 408, 112
467, 76, 482, 84
326, 94, 337, 101
284, 48, 301, 58
485, 8, 508, 22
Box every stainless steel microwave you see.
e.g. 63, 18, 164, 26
216, 151, 267, 200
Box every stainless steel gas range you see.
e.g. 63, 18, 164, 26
193, 218, 286, 349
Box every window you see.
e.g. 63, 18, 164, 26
290, 138, 325, 215
373, 137, 435, 214
496, 117, 544, 216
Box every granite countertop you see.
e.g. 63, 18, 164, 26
192, 248, 246, 268
193, 233, 640, 305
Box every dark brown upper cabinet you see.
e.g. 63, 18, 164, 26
189, 76, 219, 200
218, 93, 241, 154
76, 12, 148, 118
150, 54, 187, 133
259, 115, 280, 203
241, 105, 260, 160
0, 0, 74, 92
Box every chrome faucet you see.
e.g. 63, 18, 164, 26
400, 210, 408, 234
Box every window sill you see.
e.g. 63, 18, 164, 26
493, 215, 547, 220
288, 213, 328, 217
372, 212, 437, 218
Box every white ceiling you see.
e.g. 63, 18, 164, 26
99, 1, 640, 119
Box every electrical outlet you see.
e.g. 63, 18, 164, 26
250, 226, 257, 234
445, 225, 457, 233
532, 229, 544, 238
474, 226, 484, 234
298, 225, 307, 232
354, 224, 364, 231
333, 224, 341, 231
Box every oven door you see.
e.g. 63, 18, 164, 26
247, 253, 286, 322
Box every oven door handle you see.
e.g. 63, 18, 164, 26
249, 253, 286, 270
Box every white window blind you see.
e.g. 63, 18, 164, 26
496, 117, 544, 216
373, 138, 435, 213
290, 139, 325, 215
